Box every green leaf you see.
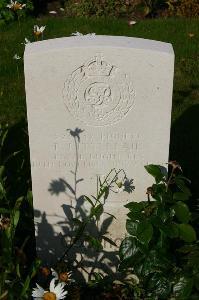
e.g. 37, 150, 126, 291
3, 150, 21, 164
175, 178, 192, 196
10, 197, 23, 235
0, 208, 10, 214
91, 204, 103, 220
138, 221, 153, 245
162, 189, 173, 203
163, 223, 179, 238
173, 276, 193, 299
103, 185, 109, 200
177, 245, 196, 254
173, 192, 189, 201
126, 220, 138, 236
0, 181, 6, 198
144, 164, 166, 183
174, 202, 190, 223
84, 195, 95, 207
126, 220, 153, 245
157, 206, 170, 222
178, 224, 196, 243
119, 237, 140, 261
72, 218, 82, 226
27, 190, 33, 206
13, 210, 20, 229
141, 250, 171, 277
101, 235, 117, 247
125, 202, 145, 211
20, 274, 31, 297
126, 202, 146, 221
92, 272, 104, 282
14, 196, 23, 211
98, 185, 109, 200
193, 273, 199, 291
148, 273, 171, 298
104, 212, 116, 220
0, 126, 8, 147
85, 235, 102, 251
0, 165, 5, 179
127, 211, 144, 221
16, 263, 21, 278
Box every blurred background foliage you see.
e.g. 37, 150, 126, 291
1, 0, 199, 25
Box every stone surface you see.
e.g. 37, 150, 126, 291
24, 35, 174, 276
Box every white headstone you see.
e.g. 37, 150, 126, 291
24, 36, 174, 275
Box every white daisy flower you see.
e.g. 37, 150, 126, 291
13, 54, 21, 60
24, 37, 31, 44
71, 32, 96, 37
21, 37, 31, 45
32, 278, 68, 300
51, 268, 73, 284
7, 1, 26, 11
71, 31, 83, 36
33, 25, 46, 37
128, 20, 137, 26
49, 11, 57, 14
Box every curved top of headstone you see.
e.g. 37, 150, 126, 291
25, 35, 174, 56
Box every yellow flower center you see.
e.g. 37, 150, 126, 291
40, 267, 51, 277
13, 3, 22, 10
34, 31, 42, 36
117, 181, 123, 188
43, 292, 56, 300
59, 272, 69, 282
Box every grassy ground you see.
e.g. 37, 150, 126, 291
0, 17, 198, 124
0, 16, 199, 197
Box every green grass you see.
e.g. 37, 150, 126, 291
0, 17, 198, 124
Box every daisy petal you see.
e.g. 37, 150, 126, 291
49, 278, 56, 292
32, 283, 45, 297
59, 291, 68, 299
51, 268, 58, 279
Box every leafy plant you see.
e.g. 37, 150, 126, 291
59, 168, 133, 264
0, 0, 13, 24
134, 0, 168, 18
0, 124, 40, 299
65, 0, 137, 18
167, 0, 199, 17
119, 162, 199, 299
0, 0, 33, 26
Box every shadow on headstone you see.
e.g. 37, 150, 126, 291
35, 203, 119, 282
35, 127, 120, 281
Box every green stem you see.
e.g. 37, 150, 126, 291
17, 14, 22, 36
166, 167, 175, 191
59, 169, 122, 262
74, 136, 78, 202
16, 63, 20, 81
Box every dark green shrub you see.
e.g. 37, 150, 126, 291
0, 0, 33, 25
64, 0, 170, 18
133, 0, 168, 18
65, 0, 138, 18
119, 163, 199, 299
167, 0, 199, 17
0, 124, 40, 299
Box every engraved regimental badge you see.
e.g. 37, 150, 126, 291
63, 54, 135, 126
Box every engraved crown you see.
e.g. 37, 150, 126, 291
86, 55, 113, 77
